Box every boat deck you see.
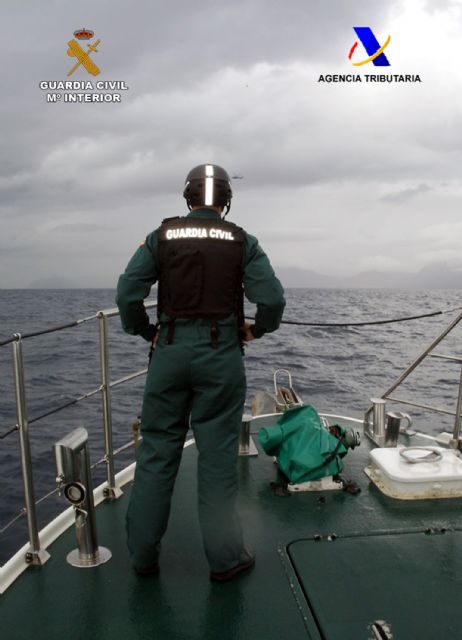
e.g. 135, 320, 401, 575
2, 427, 462, 640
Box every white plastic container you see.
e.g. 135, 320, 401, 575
365, 446, 462, 499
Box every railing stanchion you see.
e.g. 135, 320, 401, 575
11, 335, 50, 565
239, 415, 251, 455
451, 365, 462, 449
97, 313, 123, 499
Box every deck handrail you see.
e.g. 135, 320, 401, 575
0, 301, 157, 564
364, 310, 462, 447
2, 301, 462, 565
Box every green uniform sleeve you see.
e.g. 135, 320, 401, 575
243, 234, 285, 338
116, 231, 158, 341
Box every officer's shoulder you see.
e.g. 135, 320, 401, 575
242, 231, 260, 253
152, 216, 183, 240
230, 227, 261, 262
160, 216, 182, 224
142, 228, 160, 254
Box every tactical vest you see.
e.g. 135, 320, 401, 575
157, 216, 245, 331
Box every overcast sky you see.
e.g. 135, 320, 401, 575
0, 0, 461, 288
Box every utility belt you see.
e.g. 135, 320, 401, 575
150, 317, 244, 350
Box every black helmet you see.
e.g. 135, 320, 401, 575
183, 164, 233, 214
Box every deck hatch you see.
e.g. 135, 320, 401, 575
287, 530, 462, 639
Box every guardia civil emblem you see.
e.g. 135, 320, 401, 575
67, 28, 101, 77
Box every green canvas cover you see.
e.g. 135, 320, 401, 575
258, 405, 348, 483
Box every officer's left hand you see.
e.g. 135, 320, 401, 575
240, 321, 256, 342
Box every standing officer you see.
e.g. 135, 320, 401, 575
116, 164, 285, 582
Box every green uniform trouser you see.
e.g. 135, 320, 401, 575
127, 320, 247, 573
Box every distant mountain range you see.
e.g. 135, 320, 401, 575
25, 263, 462, 289
276, 263, 462, 289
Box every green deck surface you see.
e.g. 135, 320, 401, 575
2, 432, 462, 640
290, 531, 462, 638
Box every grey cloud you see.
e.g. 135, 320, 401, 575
257, 228, 329, 243
0, 0, 443, 222
379, 184, 432, 204
50, 223, 109, 233
0, 0, 460, 287
422, 0, 460, 13
0, 243, 34, 255
0, 0, 396, 90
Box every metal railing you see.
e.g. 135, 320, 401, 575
0, 301, 157, 564
364, 310, 462, 448
3, 301, 462, 564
